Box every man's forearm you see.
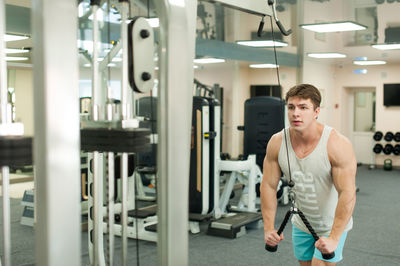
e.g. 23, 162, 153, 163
261, 183, 278, 232
330, 190, 356, 240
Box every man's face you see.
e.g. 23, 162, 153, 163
287, 97, 320, 130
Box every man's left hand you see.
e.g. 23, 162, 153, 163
315, 236, 339, 254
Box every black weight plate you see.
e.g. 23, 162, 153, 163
373, 131, 383, 141
394, 132, 400, 142
384, 132, 394, 142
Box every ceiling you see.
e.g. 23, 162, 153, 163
3, 0, 400, 68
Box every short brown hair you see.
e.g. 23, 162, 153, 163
285, 84, 321, 109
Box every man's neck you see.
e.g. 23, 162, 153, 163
290, 122, 323, 145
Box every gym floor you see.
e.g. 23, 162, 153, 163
1, 165, 399, 266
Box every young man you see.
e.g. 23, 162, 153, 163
261, 84, 356, 266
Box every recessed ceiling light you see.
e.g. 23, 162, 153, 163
353, 60, 386, 65
353, 69, 368, 74
5, 48, 29, 54
6, 56, 29, 61
4, 34, 29, 42
249, 63, 279, 68
300, 21, 367, 33
193, 58, 225, 64
236, 40, 288, 47
307, 53, 347, 58
371, 43, 400, 50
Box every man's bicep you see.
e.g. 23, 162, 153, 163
262, 138, 282, 189
331, 138, 357, 193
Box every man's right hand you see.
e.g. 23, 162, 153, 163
264, 230, 284, 247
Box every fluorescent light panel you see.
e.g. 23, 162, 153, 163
249, 63, 279, 68
194, 58, 225, 64
300, 21, 366, 33
308, 53, 346, 58
371, 43, 400, 50
353, 60, 386, 65
353, 69, 368, 74
5, 48, 29, 54
5, 34, 29, 42
236, 40, 288, 47
6, 56, 28, 61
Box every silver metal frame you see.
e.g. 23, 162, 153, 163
201, 0, 272, 16
0, 1, 11, 265
32, 1, 81, 265
154, 1, 197, 265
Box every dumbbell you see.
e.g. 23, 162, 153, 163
384, 132, 394, 142
373, 144, 383, 154
394, 132, 400, 142
383, 144, 393, 155
393, 144, 400, 156
373, 131, 383, 141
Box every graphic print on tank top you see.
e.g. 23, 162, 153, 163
292, 171, 324, 229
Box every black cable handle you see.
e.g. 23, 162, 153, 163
265, 208, 335, 260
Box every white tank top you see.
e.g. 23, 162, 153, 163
278, 126, 353, 235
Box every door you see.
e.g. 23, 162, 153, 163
348, 88, 376, 164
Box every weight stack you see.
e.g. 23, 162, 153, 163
136, 96, 157, 167
243, 96, 285, 170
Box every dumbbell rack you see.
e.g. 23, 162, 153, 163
372, 131, 400, 169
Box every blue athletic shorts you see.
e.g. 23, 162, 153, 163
292, 224, 348, 263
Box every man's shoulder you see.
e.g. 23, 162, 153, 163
266, 131, 283, 158
327, 128, 354, 164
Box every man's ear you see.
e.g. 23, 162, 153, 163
315, 106, 320, 119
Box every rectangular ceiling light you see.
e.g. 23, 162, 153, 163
371, 43, 400, 50
5, 34, 29, 42
5, 48, 29, 54
6, 56, 29, 61
353, 60, 386, 65
300, 21, 366, 33
308, 53, 347, 58
193, 58, 225, 64
236, 40, 288, 47
249, 63, 279, 68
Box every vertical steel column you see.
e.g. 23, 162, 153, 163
0, 0, 6, 124
154, 1, 197, 265
119, 2, 129, 266
90, 2, 105, 265
0, 2, 11, 265
1, 167, 10, 266
31, 1, 81, 265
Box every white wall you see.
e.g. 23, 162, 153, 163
13, 67, 34, 136
335, 64, 400, 166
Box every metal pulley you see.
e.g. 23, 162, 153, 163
128, 17, 155, 93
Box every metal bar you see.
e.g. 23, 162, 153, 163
1, 167, 11, 266
92, 3, 100, 120
201, 0, 272, 17
120, 1, 129, 120
154, 1, 197, 265
107, 152, 115, 266
32, 0, 81, 265
120, 2, 129, 266
0, 0, 7, 124
91, 3, 102, 265
99, 41, 122, 72
0, 3, 10, 265
121, 153, 128, 266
